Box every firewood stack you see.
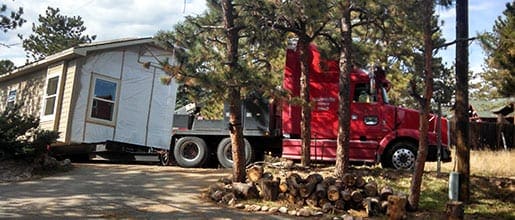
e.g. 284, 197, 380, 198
206, 164, 405, 218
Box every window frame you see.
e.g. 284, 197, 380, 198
6, 89, 17, 108
86, 74, 120, 126
41, 73, 61, 121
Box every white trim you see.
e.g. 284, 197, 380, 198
40, 72, 61, 121
86, 73, 120, 127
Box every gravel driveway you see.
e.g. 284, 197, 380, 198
0, 163, 291, 219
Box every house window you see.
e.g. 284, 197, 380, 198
42, 75, 60, 118
89, 75, 119, 123
6, 89, 16, 108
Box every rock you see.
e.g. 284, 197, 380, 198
250, 204, 261, 212
313, 211, 324, 216
260, 205, 269, 212
278, 206, 288, 214
235, 203, 245, 209
341, 214, 353, 220
288, 210, 297, 216
268, 207, 279, 213
298, 208, 311, 217
227, 198, 236, 207
245, 204, 261, 212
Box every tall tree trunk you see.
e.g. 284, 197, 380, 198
298, 37, 311, 167
221, 0, 246, 183
408, 0, 433, 210
455, 0, 470, 203
334, 0, 352, 178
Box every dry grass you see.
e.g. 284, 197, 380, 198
424, 149, 515, 178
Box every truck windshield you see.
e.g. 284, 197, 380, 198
381, 86, 390, 104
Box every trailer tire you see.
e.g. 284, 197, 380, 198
383, 141, 417, 170
216, 138, 253, 168
174, 137, 208, 168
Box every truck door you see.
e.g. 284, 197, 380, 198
349, 83, 384, 161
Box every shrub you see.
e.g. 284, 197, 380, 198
0, 105, 59, 160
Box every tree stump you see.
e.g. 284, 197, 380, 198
445, 201, 464, 220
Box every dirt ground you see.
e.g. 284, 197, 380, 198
0, 163, 292, 219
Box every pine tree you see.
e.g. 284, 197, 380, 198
21, 7, 96, 61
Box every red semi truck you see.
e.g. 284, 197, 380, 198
170, 44, 451, 169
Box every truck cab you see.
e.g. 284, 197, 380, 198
281, 44, 451, 169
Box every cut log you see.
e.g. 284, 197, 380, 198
445, 201, 464, 220
351, 189, 364, 204
306, 193, 318, 207
322, 176, 337, 186
258, 179, 279, 201
262, 172, 274, 180
342, 173, 356, 187
363, 197, 381, 217
221, 192, 236, 204
286, 173, 303, 196
315, 182, 327, 199
210, 190, 224, 202
380, 200, 389, 214
334, 199, 345, 210
364, 181, 378, 197
380, 186, 394, 201
318, 198, 331, 208
232, 182, 259, 199
208, 183, 226, 195
279, 178, 289, 193
386, 195, 407, 220
322, 202, 334, 213
286, 193, 303, 208
327, 185, 340, 201
341, 189, 352, 201
355, 175, 366, 188
246, 165, 263, 183
299, 173, 323, 198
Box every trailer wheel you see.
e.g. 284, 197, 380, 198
173, 137, 208, 168
216, 138, 253, 168
383, 141, 417, 170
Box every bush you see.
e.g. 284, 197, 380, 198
0, 105, 59, 161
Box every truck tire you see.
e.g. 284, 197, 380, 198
173, 137, 208, 168
383, 141, 417, 170
159, 151, 171, 166
216, 138, 253, 168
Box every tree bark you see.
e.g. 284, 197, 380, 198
408, 0, 433, 211
298, 38, 312, 167
455, 0, 470, 203
221, 0, 246, 183
335, 0, 352, 178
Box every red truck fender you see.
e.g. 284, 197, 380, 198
378, 128, 420, 155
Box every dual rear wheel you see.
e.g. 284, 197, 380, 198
173, 136, 253, 168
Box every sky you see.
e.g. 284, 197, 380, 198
0, 0, 510, 73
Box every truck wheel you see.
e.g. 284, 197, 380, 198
216, 138, 253, 168
385, 141, 417, 170
173, 137, 208, 168
159, 151, 171, 166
